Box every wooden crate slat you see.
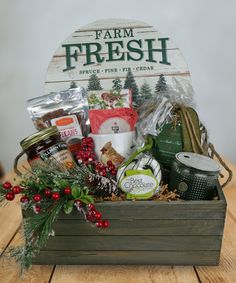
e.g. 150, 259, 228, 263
34, 250, 220, 266
57, 201, 226, 220
53, 219, 225, 236
43, 235, 222, 251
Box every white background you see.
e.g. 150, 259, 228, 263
0, 0, 236, 171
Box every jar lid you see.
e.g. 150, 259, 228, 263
20, 126, 59, 151
175, 152, 221, 172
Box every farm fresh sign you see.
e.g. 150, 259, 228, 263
45, 19, 190, 96
62, 28, 170, 71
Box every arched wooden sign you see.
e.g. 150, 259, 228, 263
45, 19, 191, 99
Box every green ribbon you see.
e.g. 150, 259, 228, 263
121, 135, 153, 168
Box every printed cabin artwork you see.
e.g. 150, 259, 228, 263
45, 19, 191, 106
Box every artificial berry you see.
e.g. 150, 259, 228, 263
95, 165, 101, 172
33, 194, 42, 202
86, 213, 93, 222
44, 188, 51, 198
102, 220, 110, 228
34, 204, 41, 214
63, 187, 72, 195
110, 170, 117, 176
83, 152, 89, 159
95, 211, 102, 220
96, 220, 103, 228
100, 170, 107, 177
87, 203, 95, 210
108, 164, 116, 171
20, 195, 29, 203
107, 160, 113, 166
12, 185, 22, 194
52, 192, 60, 200
5, 192, 15, 201
86, 137, 93, 143
3, 181, 12, 190
74, 199, 83, 207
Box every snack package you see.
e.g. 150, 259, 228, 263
27, 87, 89, 154
89, 108, 138, 134
88, 89, 132, 109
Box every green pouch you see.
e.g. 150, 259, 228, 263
152, 106, 202, 169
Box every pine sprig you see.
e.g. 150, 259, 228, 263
2, 161, 116, 271
8, 197, 65, 271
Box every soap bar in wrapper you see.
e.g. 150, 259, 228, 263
27, 87, 89, 154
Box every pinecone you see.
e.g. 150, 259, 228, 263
85, 173, 120, 197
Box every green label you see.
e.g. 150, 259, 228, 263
120, 169, 158, 200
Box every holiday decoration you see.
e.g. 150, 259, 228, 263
100, 142, 125, 167
0, 161, 113, 271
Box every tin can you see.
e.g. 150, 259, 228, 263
14, 126, 75, 175
169, 152, 221, 200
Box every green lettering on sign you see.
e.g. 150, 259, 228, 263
83, 43, 104, 66
62, 44, 82, 72
145, 38, 171, 65
127, 39, 143, 61
106, 41, 125, 62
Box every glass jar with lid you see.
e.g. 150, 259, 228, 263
14, 126, 75, 175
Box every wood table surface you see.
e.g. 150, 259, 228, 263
0, 160, 236, 283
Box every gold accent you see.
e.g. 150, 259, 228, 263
20, 126, 59, 151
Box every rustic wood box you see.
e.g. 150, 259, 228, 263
32, 184, 226, 266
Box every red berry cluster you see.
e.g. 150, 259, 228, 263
86, 203, 109, 228
2, 182, 22, 201
75, 137, 96, 165
75, 137, 118, 178
95, 160, 117, 177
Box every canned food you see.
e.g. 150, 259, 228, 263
169, 152, 221, 200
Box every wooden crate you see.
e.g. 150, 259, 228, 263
32, 185, 226, 266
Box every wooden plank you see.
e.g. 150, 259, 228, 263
51, 265, 199, 283
35, 250, 219, 266
43, 235, 222, 251
0, 199, 22, 255
53, 219, 224, 236
195, 213, 236, 282
194, 163, 236, 282
220, 159, 236, 219
57, 201, 226, 220
0, 230, 54, 283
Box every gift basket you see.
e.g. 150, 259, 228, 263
0, 19, 232, 270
